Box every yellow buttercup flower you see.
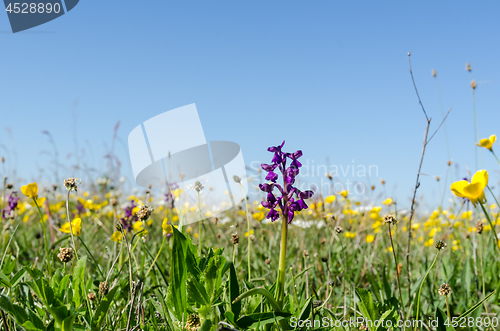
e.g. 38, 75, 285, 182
110, 231, 122, 243
21, 182, 39, 199
252, 211, 265, 221
28, 197, 46, 207
382, 198, 393, 205
340, 190, 348, 198
325, 195, 336, 204
172, 189, 183, 199
162, 218, 173, 236
366, 234, 375, 243
59, 218, 82, 236
450, 170, 488, 207
476, 135, 496, 151
133, 221, 144, 232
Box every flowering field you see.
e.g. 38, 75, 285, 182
0, 136, 498, 331
0, 70, 499, 331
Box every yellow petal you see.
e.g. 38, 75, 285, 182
471, 169, 488, 190
325, 195, 336, 204
59, 218, 82, 236
21, 182, 38, 199
490, 134, 496, 144
463, 182, 484, 199
110, 231, 122, 243
450, 180, 469, 198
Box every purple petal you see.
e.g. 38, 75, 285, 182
265, 171, 278, 182
259, 183, 274, 193
299, 190, 314, 199
297, 199, 308, 209
261, 163, 277, 172
291, 159, 302, 168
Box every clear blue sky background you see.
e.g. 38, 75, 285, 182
1, 1, 499, 210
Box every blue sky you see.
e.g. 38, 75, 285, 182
1, 1, 499, 209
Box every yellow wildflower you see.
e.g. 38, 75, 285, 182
59, 218, 82, 236
110, 231, 122, 243
451, 170, 488, 207
21, 182, 39, 199
162, 218, 173, 236
253, 212, 265, 221
133, 221, 144, 232
476, 135, 496, 151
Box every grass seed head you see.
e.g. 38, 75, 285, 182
64, 177, 80, 192
383, 214, 397, 225
438, 283, 452, 296
435, 240, 447, 250
185, 314, 200, 331
137, 206, 153, 221
476, 219, 484, 234
194, 181, 204, 193
57, 247, 73, 263
99, 281, 109, 295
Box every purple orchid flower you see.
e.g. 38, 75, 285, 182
2, 192, 20, 219
259, 141, 314, 223
120, 199, 138, 232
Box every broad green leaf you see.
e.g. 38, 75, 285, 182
187, 276, 210, 306
236, 312, 291, 329
92, 286, 119, 330
21, 321, 45, 331
2, 255, 15, 275
0, 271, 10, 287
376, 308, 398, 331
297, 298, 312, 331
11, 268, 27, 288
72, 256, 87, 307
229, 262, 241, 320
225, 311, 236, 325
355, 288, 377, 331
48, 305, 70, 326
171, 226, 188, 321
199, 318, 212, 331
57, 274, 71, 301
233, 287, 281, 313
0, 294, 28, 324
62, 315, 76, 331
435, 306, 455, 331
